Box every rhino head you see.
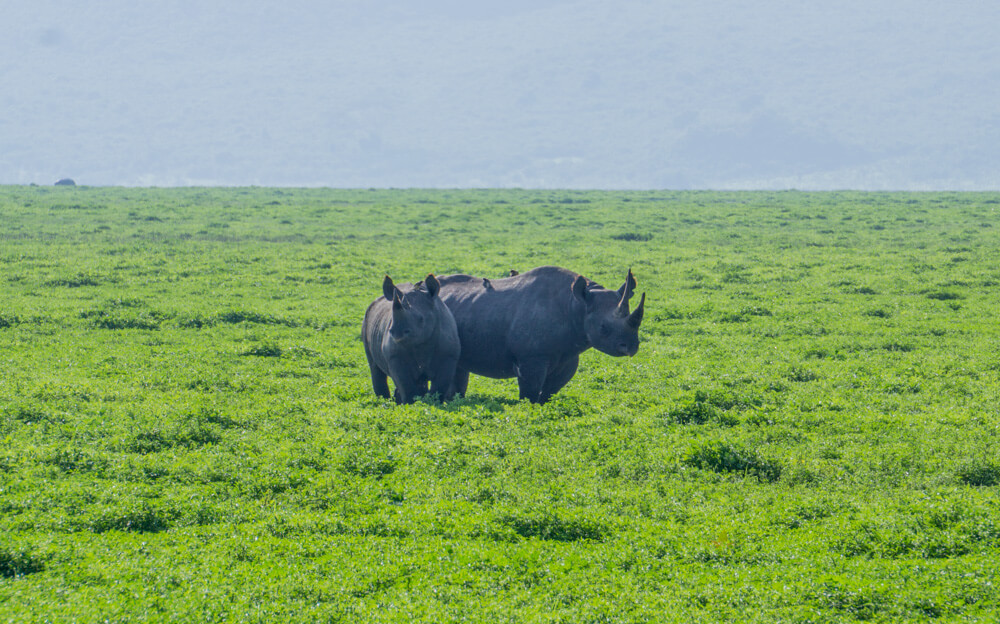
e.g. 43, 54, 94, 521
572, 268, 645, 357
384, 274, 443, 344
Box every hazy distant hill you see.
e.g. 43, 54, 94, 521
3, 0, 998, 188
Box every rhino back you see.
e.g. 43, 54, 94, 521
437, 267, 588, 377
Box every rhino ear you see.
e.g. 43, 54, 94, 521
509, 269, 519, 276
382, 275, 395, 301
424, 274, 440, 297
571, 275, 588, 302
617, 268, 637, 301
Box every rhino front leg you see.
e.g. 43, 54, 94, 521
514, 357, 549, 403
388, 361, 423, 404
539, 355, 579, 404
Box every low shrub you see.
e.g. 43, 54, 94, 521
0, 546, 45, 578
957, 459, 1000, 487
683, 440, 782, 482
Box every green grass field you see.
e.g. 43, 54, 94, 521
1, 186, 999, 623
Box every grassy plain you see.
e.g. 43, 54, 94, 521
1, 186, 999, 623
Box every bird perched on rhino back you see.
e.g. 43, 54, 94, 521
435, 266, 645, 403
362, 274, 460, 404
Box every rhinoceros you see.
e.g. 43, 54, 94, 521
362, 274, 461, 404
436, 266, 645, 403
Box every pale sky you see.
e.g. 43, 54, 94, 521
3, 0, 999, 189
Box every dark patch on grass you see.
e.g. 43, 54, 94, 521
89, 502, 178, 533
812, 583, 889, 621
45, 274, 100, 287
4, 402, 57, 424
803, 348, 834, 359
693, 388, 762, 410
215, 310, 298, 327
864, 308, 892, 318
683, 440, 782, 482
125, 411, 224, 453
926, 290, 963, 301
172, 422, 223, 447
0, 314, 19, 328
126, 430, 172, 454
45, 447, 107, 473
883, 342, 914, 353
91, 314, 162, 330
437, 395, 521, 413
176, 314, 212, 328
340, 447, 397, 478
611, 232, 653, 242
503, 513, 605, 542
666, 401, 738, 426
717, 306, 772, 323
787, 366, 820, 382
81, 300, 168, 330
240, 343, 283, 357
957, 460, 1000, 487
654, 307, 699, 321
539, 396, 586, 420
0, 547, 46, 578
837, 522, 980, 560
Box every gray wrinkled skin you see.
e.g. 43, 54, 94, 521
437, 266, 645, 404
362, 274, 461, 404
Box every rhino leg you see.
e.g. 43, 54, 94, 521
451, 368, 470, 398
388, 361, 423, 404
514, 357, 550, 403
365, 350, 391, 399
429, 357, 460, 401
538, 355, 579, 404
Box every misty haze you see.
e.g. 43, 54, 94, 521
3, 0, 999, 189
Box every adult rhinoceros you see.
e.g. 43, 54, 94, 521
362, 274, 461, 404
436, 266, 645, 404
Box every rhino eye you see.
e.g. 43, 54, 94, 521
600, 322, 612, 336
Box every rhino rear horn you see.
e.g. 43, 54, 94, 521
627, 292, 645, 328
616, 268, 637, 302
616, 289, 629, 317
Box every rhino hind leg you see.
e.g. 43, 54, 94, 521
451, 368, 470, 398
366, 352, 392, 399
429, 357, 460, 401
514, 357, 550, 403
538, 355, 580, 404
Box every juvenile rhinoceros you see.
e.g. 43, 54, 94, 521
436, 266, 645, 403
362, 274, 461, 404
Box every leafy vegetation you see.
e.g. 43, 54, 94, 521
1, 187, 999, 622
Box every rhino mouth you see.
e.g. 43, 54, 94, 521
618, 343, 639, 357
390, 329, 412, 343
